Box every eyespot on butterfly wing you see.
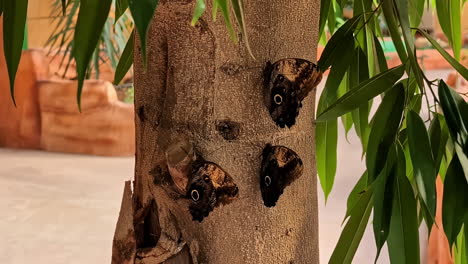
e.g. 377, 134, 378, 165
263, 58, 323, 128
187, 158, 239, 222
260, 144, 304, 207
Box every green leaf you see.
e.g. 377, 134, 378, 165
2, 0, 28, 105
319, 0, 332, 37
454, 225, 467, 264
438, 80, 468, 145
191, 0, 206, 26
373, 146, 397, 260
231, 0, 255, 59
327, 0, 336, 34
316, 40, 354, 199
407, 110, 437, 226
319, 42, 355, 111
349, 49, 370, 150
435, 0, 462, 60
438, 80, 468, 182
212, 0, 219, 21
115, 0, 129, 23
73, 0, 113, 110
417, 29, 468, 80
216, 0, 237, 42
366, 83, 405, 184
316, 65, 405, 122
443, 154, 468, 248
61, 0, 67, 15
344, 171, 368, 221
317, 15, 362, 71
374, 36, 389, 73
387, 157, 421, 264
129, 0, 159, 66
316, 117, 338, 200
394, 0, 424, 90
329, 188, 373, 264
429, 114, 449, 177
409, 0, 425, 28
382, 0, 408, 63
114, 30, 134, 85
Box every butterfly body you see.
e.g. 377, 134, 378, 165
260, 144, 303, 207
263, 58, 323, 128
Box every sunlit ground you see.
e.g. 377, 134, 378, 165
0, 69, 451, 264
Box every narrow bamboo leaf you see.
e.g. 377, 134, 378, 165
465, 217, 468, 260
338, 72, 353, 138
327, 0, 336, 34
418, 29, 468, 80
212, 0, 219, 21
115, 0, 129, 23
374, 36, 388, 73
454, 225, 467, 264
409, 0, 425, 28
318, 15, 362, 71
73, 0, 112, 110
349, 49, 370, 150
129, 0, 159, 66
231, 0, 255, 59
316, 83, 338, 202
316, 38, 353, 199
366, 83, 405, 184
2, 0, 28, 105
438, 80, 468, 145
114, 31, 134, 85
316, 119, 337, 200
329, 188, 373, 264
394, 0, 424, 90
409, 94, 422, 113
216, 0, 237, 42
387, 155, 420, 264
382, 0, 408, 63
465, 217, 468, 261
407, 110, 437, 225
319, 40, 355, 111
435, 0, 462, 60
344, 171, 368, 221
191, 0, 206, 26
429, 114, 449, 176
443, 154, 468, 248
61, 0, 67, 15
319, 0, 332, 37
373, 146, 397, 259
316, 65, 405, 122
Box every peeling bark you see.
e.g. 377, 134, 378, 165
113, 0, 321, 263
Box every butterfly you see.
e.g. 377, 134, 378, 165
260, 144, 303, 207
263, 58, 323, 128
187, 158, 239, 222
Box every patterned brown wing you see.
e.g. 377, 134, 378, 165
259, 144, 303, 207
187, 158, 239, 222
263, 58, 323, 128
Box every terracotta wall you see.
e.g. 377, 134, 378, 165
0, 19, 50, 149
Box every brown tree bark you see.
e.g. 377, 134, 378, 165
112, 0, 321, 263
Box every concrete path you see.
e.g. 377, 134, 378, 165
0, 70, 450, 263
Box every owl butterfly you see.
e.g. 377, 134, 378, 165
187, 157, 239, 222
260, 144, 304, 207
263, 58, 323, 128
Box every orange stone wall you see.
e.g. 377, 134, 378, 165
0, 19, 50, 149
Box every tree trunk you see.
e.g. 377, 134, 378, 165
112, 1, 321, 263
